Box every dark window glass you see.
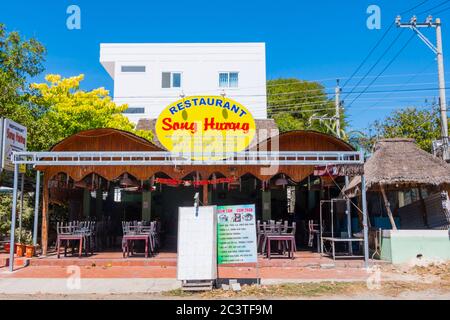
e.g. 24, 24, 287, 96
123, 107, 145, 114
121, 66, 146, 72
162, 72, 171, 88
229, 72, 238, 87
172, 73, 181, 88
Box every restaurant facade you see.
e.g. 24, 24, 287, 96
33, 127, 362, 256
6, 42, 369, 270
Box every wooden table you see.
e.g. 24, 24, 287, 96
321, 237, 365, 260
266, 235, 296, 259
122, 234, 152, 258
57, 234, 85, 258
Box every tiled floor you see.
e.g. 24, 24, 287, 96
0, 250, 381, 281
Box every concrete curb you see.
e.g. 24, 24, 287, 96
0, 278, 181, 294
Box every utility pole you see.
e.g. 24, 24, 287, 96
335, 79, 342, 138
396, 15, 449, 160
310, 80, 342, 138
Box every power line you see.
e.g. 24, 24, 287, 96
417, 0, 450, 15
342, 23, 395, 89
341, 0, 430, 90
353, 60, 436, 117
431, 4, 450, 15
341, 86, 450, 94
269, 102, 434, 114
401, 0, 432, 14
269, 104, 434, 116
346, 33, 417, 109
114, 79, 450, 101
342, 30, 406, 102
114, 85, 448, 101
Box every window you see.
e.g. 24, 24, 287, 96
162, 72, 182, 88
114, 187, 122, 202
287, 186, 296, 214
219, 72, 239, 88
123, 107, 145, 114
121, 65, 146, 73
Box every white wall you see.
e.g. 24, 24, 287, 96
100, 43, 267, 122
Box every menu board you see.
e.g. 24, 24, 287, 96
217, 204, 257, 264
177, 206, 217, 281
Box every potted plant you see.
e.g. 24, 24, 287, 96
16, 242, 25, 257
1, 220, 12, 253
23, 232, 35, 258
14, 229, 29, 257
3, 242, 17, 253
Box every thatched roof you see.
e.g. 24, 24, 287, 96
345, 138, 450, 196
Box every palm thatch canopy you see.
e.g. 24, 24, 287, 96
345, 138, 450, 197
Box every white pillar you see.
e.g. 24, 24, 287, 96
9, 163, 19, 272
361, 175, 369, 268
345, 176, 353, 255
33, 170, 40, 246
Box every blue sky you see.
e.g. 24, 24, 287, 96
1, 0, 450, 132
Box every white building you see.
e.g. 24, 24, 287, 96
100, 43, 267, 123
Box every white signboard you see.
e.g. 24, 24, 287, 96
1, 118, 27, 171
217, 204, 258, 264
177, 206, 217, 281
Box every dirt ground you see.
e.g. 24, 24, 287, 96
0, 262, 449, 300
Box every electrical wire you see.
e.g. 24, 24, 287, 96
346, 33, 417, 110
431, 4, 450, 15
270, 104, 433, 115
342, 23, 395, 89
417, 0, 450, 15
351, 61, 436, 117
342, 30, 406, 102
341, 0, 430, 90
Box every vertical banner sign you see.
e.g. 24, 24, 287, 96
217, 204, 257, 264
1, 118, 27, 172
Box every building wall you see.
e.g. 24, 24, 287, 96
100, 43, 267, 123
380, 230, 450, 264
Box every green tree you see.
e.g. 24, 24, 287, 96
267, 78, 347, 137
0, 193, 34, 239
0, 23, 47, 148
368, 106, 445, 152
30, 74, 153, 150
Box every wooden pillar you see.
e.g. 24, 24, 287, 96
357, 192, 371, 229
262, 189, 271, 220
418, 186, 429, 227
142, 190, 152, 221
83, 188, 91, 218
380, 184, 397, 230
95, 189, 103, 220
41, 173, 49, 256
203, 184, 209, 205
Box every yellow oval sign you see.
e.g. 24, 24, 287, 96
155, 96, 256, 160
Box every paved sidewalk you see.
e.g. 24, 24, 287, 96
0, 265, 371, 279
0, 250, 395, 295
0, 278, 180, 294
0, 264, 379, 295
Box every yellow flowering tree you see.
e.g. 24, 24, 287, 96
30, 74, 152, 150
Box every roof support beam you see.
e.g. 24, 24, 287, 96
12, 151, 364, 167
